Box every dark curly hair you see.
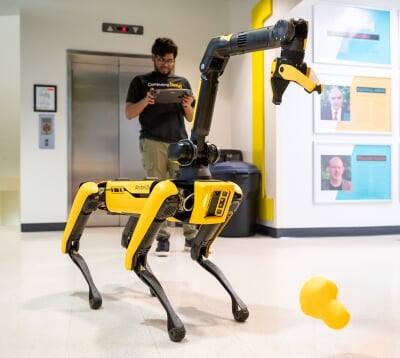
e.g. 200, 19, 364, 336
151, 37, 178, 58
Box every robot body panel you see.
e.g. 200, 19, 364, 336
190, 180, 241, 224
105, 180, 156, 214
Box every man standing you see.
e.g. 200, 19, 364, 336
125, 37, 198, 256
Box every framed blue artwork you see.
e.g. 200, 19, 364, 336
313, 4, 391, 66
314, 143, 391, 202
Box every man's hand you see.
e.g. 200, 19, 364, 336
181, 94, 195, 121
146, 90, 155, 105
125, 90, 155, 119
181, 94, 194, 108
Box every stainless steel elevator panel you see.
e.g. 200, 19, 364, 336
69, 53, 152, 226
119, 57, 152, 180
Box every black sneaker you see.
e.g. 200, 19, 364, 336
184, 239, 193, 252
155, 237, 170, 257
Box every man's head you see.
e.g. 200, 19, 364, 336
326, 156, 345, 185
151, 37, 178, 75
328, 87, 343, 111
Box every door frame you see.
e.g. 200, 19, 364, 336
67, 50, 152, 226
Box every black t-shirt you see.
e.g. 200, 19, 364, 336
321, 180, 342, 190
126, 71, 192, 143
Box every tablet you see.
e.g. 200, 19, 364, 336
151, 88, 192, 104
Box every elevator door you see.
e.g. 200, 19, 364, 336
69, 53, 153, 226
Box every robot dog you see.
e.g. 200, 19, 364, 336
61, 18, 322, 342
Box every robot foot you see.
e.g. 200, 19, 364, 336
69, 251, 102, 309
197, 256, 249, 323
136, 266, 186, 342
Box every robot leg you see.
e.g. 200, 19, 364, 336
189, 189, 249, 323
190, 223, 249, 323
121, 215, 139, 249
61, 181, 104, 309
124, 180, 186, 342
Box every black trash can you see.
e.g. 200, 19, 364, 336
216, 149, 243, 162
210, 161, 260, 237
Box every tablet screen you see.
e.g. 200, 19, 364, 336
152, 89, 192, 104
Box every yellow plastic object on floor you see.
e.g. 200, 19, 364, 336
299, 276, 350, 329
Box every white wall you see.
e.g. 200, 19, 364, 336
259, 0, 303, 227
223, 0, 258, 161
0, 15, 20, 225
224, 0, 301, 160
19, 0, 236, 226
0, 15, 19, 180
270, 0, 400, 230
15, 0, 400, 234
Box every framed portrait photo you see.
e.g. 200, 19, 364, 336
314, 142, 391, 203
34, 84, 57, 112
314, 74, 391, 134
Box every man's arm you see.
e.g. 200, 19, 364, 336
182, 94, 195, 122
125, 91, 155, 120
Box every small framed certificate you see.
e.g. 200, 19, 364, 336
34, 84, 57, 112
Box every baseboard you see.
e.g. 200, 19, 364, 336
256, 224, 400, 238
21, 222, 66, 232
20, 222, 400, 237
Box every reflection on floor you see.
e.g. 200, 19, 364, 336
0, 225, 399, 357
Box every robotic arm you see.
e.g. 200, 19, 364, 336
62, 18, 322, 343
169, 18, 322, 171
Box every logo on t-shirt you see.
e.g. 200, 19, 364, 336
147, 81, 183, 89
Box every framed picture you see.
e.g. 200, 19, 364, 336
313, 4, 391, 66
314, 143, 391, 202
314, 74, 391, 134
34, 84, 57, 112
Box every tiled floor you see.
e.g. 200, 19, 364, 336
1, 224, 399, 357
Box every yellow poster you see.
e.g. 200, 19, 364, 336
337, 77, 391, 132
315, 75, 391, 134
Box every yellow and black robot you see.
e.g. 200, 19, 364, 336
61, 18, 322, 342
